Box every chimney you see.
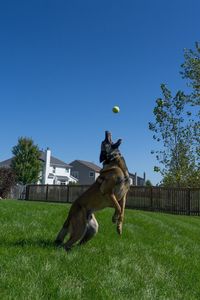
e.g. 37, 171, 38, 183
43, 148, 51, 184
143, 172, 146, 186
135, 172, 137, 186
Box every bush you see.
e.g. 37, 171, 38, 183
0, 168, 16, 198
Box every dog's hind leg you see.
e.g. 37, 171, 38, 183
79, 214, 99, 245
64, 228, 86, 251
63, 212, 87, 251
54, 218, 69, 247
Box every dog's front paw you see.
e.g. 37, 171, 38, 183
117, 223, 122, 235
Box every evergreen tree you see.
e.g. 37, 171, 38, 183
145, 180, 153, 187
11, 137, 41, 185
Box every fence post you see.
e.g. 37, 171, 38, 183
150, 187, 153, 210
67, 185, 69, 203
25, 185, 29, 200
187, 188, 191, 215
46, 185, 49, 202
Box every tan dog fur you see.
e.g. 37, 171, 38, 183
55, 155, 130, 251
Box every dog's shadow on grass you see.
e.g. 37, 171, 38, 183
0, 238, 60, 249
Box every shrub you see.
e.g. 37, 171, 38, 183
0, 167, 16, 198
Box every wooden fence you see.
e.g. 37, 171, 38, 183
126, 186, 200, 215
25, 184, 200, 216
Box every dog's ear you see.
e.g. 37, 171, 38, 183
117, 139, 122, 145
112, 139, 122, 150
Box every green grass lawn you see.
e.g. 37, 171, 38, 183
1, 200, 200, 300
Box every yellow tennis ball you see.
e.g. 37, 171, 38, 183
112, 106, 120, 113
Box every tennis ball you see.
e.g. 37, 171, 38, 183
112, 106, 120, 113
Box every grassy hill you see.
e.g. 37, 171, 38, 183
1, 200, 200, 299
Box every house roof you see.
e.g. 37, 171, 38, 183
129, 172, 144, 181
70, 160, 101, 172
0, 151, 72, 169
39, 151, 72, 168
0, 158, 12, 168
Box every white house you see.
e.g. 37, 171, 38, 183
0, 148, 78, 185
40, 148, 78, 185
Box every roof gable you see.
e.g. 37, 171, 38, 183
70, 160, 101, 172
0, 158, 13, 168
39, 151, 72, 168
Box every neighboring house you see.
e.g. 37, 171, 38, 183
0, 158, 12, 168
129, 172, 146, 186
0, 151, 147, 186
70, 160, 102, 185
39, 148, 78, 185
70, 159, 146, 186
0, 148, 78, 185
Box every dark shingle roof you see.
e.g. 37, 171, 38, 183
0, 158, 13, 168
71, 160, 101, 172
39, 151, 72, 168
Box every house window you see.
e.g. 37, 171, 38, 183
89, 171, 94, 178
53, 166, 56, 173
72, 171, 79, 179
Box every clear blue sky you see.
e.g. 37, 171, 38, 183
0, 0, 199, 184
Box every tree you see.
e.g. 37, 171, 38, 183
0, 167, 16, 198
181, 42, 200, 166
149, 84, 197, 187
11, 137, 41, 185
145, 180, 153, 187
149, 42, 200, 187
181, 42, 200, 106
